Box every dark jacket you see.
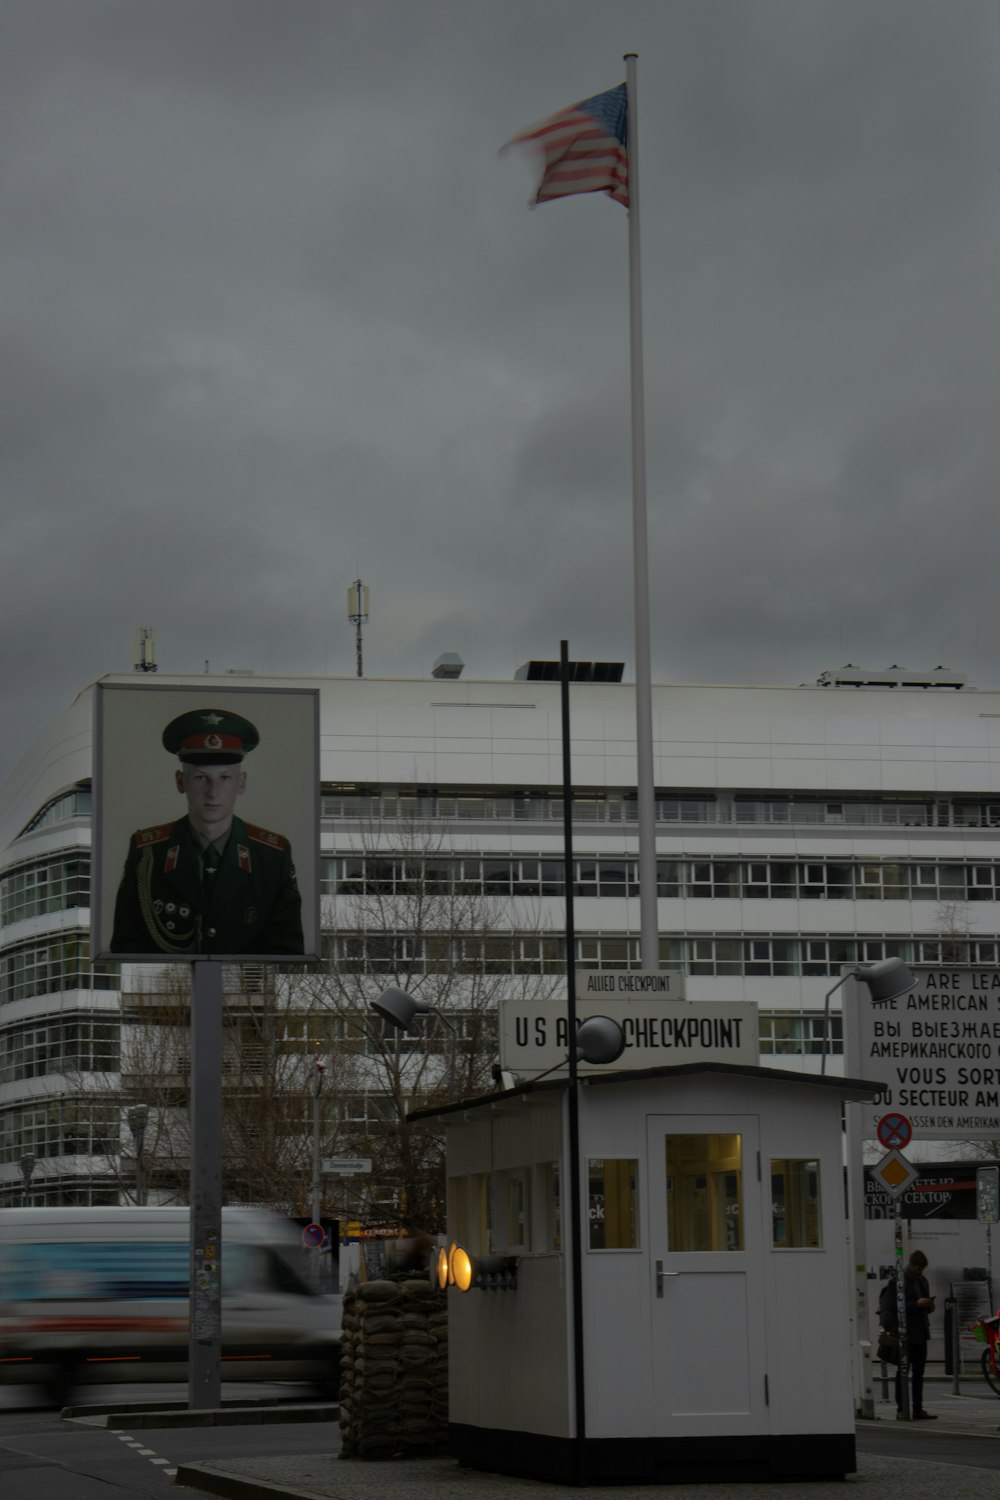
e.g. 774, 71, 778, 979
880, 1270, 932, 1345
110, 814, 304, 956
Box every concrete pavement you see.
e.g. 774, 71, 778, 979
167, 1385, 1000, 1500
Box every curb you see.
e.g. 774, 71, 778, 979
64, 1402, 337, 1430
174, 1465, 332, 1500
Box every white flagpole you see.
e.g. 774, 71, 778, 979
624, 52, 659, 971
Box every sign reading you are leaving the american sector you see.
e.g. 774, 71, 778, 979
855, 968, 1000, 1139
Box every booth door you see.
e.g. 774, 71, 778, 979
646, 1114, 769, 1437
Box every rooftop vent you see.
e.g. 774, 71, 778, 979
815, 664, 969, 690
514, 660, 625, 683
432, 652, 465, 679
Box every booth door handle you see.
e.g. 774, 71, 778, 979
655, 1260, 679, 1297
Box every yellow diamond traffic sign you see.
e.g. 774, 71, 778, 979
872, 1148, 919, 1198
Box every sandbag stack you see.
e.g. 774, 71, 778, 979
339, 1273, 449, 1459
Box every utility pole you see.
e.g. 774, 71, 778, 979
311, 1062, 325, 1225
127, 1104, 149, 1205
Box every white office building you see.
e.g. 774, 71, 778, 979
2, 659, 999, 1206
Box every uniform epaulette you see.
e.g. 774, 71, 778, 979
133, 824, 174, 848
245, 823, 288, 852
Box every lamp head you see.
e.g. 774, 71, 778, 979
576, 1015, 626, 1066
371, 987, 431, 1033
855, 957, 917, 1004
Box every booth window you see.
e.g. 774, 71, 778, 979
588, 1158, 638, 1249
665, 1134, 743, 1252
771, 1158, 821, 1248
448, 1171, 491, 1254
542, 1161, 561, 1250
498, 1169, 530, 1252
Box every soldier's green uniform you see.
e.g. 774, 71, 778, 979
109, 706, 304, 957
110, 814, 303, 955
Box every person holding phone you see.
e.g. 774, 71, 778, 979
891, 1249, 937, 1421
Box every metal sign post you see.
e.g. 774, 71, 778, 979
189, 961, 223, 1410
977, 1166, 999, 1309
870, 1145, 919, 1421
894, 1211, 910, 1422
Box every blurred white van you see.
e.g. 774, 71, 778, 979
0, 1207, 342, 1401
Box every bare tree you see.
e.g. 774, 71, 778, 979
301, 817, 562, 1231
70, 964, 360, 1212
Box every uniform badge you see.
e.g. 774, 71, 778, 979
165, 845, 180, 874
238, 843, 252, 872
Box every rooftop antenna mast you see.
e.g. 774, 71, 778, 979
133, 626, 158, 673
347, 580, 369, 678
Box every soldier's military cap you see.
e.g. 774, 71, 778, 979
162, 708, 260, 765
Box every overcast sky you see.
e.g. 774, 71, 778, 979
2, 1, 999, 782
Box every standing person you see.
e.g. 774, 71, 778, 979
888, 1250, 937, 1421
110, 708, 304, 956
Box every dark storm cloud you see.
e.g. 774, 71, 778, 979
1, 1, 999, 779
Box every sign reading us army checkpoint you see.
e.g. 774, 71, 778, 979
849, 967, 1000, 1139
500, 991, 758, 1076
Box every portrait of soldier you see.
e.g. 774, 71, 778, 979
110, 708, 304, 955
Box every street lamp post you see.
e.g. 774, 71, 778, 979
19, 1152, 36, 1207
126, 1104, 149, 1205
311, 1062, 325, 1227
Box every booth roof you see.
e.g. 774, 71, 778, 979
408, 1059, 883, 1124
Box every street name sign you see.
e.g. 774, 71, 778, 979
322, 1157, 372, 1175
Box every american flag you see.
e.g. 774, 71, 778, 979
506, 83, 628, 208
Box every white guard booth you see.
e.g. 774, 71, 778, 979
413, 1061, 879, 1486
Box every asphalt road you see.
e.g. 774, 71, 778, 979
4, 1382, 1000, 1500
0, 1384, 339, 1500
858, 1424, 1000, 1470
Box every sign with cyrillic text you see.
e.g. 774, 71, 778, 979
499, 996, 758, 1076
851, 967, 1000, 1139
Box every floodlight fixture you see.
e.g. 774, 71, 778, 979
820, 957, 917, 1074
371, 988, 458, 1101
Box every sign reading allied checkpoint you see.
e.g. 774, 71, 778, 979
851, 967, 1000, 1139
499, 995, 758, 1077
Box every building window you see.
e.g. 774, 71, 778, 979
0, 936, 118, 1005
588, 1158, 638, 1250
760, 1012, 840, 1056
666, 1134, 742, 1252
0, 1015, 120, 1083
771, 1158, 821, 1248
18, 785, 92, 838
0, 853, 91, 925
0, 1097, 119, 1164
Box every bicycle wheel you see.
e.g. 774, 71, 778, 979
981, 1347, 1000, 1397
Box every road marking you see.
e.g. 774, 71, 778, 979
110, 1429, 175, 1477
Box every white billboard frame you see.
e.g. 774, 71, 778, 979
92, 681, 321, 962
